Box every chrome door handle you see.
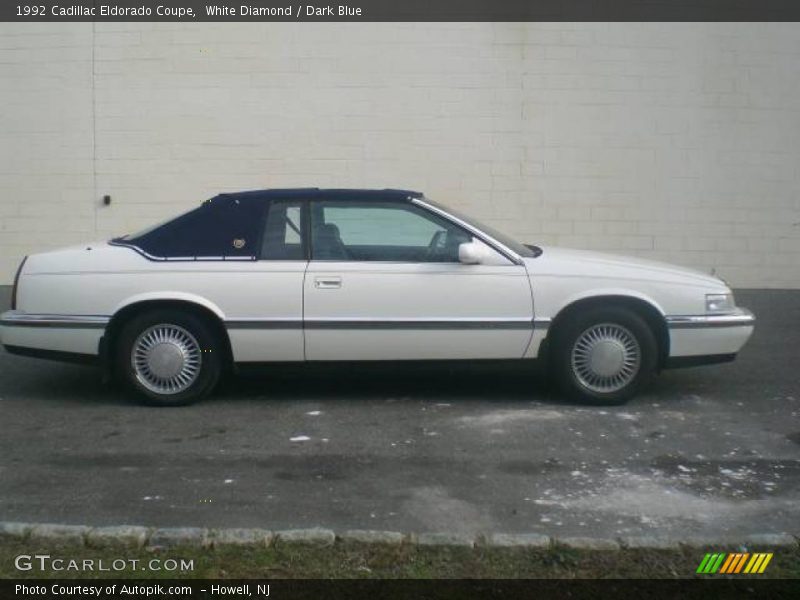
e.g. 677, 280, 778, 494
314, 276, 342, 289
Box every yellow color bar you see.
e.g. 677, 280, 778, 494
758, 554, 773, 574
744, 554, 762, 574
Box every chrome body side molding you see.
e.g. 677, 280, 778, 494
227, 317, 551, 331
1, 312, 551, 333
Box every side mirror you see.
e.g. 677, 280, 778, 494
458, 241, 482, 265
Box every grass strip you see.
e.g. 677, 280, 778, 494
1, 539, 798, 579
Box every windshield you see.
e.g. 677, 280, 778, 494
422, 198, 538, 258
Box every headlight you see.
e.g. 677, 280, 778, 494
706, 293, 735, 313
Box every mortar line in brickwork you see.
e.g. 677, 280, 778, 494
91, 21, 98, 235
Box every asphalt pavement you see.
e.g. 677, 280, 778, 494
0, 288, 798, 541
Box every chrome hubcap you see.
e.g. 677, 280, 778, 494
132, 324, 201, 395
571, 323, 641, 393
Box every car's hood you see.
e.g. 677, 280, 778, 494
523, 245, 726, 288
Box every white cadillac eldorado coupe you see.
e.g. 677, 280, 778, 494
1, 188, 754, 406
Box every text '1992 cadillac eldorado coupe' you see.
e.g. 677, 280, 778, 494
0, 188, 755, 406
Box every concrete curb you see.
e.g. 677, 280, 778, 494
415, 532, 475, 548
275, 527, 336, 547
28, 524, 90, 545
338, 530, 406, 545
1, 521, 797, 552
618, 536, 681, 550
87, 526, 150, 549
148, 527, 211, 550
481, 533, 551, 548
212, 528, 273, 548
555, 536, 620, 551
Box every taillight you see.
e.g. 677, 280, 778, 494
11, 256, 27, 311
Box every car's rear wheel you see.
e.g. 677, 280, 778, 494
116, 309, 221, 406
552, 306, 657, 405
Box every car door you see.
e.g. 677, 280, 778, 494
303, 198, 534, 360
223, 198, 308, 362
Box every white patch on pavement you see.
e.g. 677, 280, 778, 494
537, 472, 799, 527
457, 409, 567, 426
402, 486, 494, 534
616, 413, 639, 421
290, 436, 311, 442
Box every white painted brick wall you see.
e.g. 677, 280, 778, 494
1, 22, 798, 287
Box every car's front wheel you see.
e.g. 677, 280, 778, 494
116, 309, 221, 406
552, 306, 657, 405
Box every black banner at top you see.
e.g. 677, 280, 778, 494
3, 0, 800, 22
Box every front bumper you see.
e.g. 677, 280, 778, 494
665, 308, 755, 330
666, 307, 755, 359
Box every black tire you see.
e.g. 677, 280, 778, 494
551, 306, 657, 405
116, 309, 221, 406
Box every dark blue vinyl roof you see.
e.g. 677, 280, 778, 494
114, 188, 428, 261
215, 188, 423, 203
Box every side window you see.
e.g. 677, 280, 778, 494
311, 201, 471, 262
261, 201, 305, 260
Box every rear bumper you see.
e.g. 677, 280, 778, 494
0, 310, 107, 358
666, 307, 755, 361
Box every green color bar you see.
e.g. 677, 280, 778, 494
710, 553, 727, 573
696, 554, 713, 574
705, 553, 720, 573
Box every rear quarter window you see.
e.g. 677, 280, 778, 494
120, 197, 264, 259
